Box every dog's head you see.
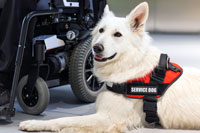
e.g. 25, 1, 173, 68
92, 2, 151, 82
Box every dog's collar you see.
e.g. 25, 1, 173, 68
106, 54, 183, 124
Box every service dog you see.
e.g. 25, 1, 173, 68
19, 2, 200, 132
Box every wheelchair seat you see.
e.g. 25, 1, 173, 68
36, 0, 51, 10
0, 0, 50, 11
36, 0, 91, 10
0, 0, 6, 15
0, 0, 6, 9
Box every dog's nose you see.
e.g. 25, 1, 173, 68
93, 43, 104, 54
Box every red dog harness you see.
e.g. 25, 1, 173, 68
107, 54, 183, 124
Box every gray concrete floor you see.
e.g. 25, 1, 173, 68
1, 34, 200, 133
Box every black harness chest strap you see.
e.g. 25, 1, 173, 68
144, 54, 169, 124
143, 96, 159, 123
107, 83, 160, 124
107, 84, 160, 124
106, 54, 175, 124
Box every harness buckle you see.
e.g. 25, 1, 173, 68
150, 72, 164, 83
168, 63, 181, 72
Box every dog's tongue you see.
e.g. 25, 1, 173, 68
95, 55, 103, 60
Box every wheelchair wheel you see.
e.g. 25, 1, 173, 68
17, 75, 49, 115
69, 37, 105, 103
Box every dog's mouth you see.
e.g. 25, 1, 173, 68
94, 53, 117, 62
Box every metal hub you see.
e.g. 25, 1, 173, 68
22, 86, 38, 107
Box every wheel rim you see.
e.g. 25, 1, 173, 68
22, 86, 39, 107
84, 50, 104, 92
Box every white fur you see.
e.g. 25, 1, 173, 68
19, 2, 200, 132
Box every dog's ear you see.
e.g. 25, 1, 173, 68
126, 2, 149, 32
103, 5, 114, 17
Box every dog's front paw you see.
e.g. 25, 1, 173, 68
19, 120, 60, 132
19, 120, 46, 131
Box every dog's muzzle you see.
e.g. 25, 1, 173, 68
94, 53, 117, 62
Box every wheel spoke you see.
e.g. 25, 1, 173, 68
85, 68, 93, 73
88, 61, 93, 68
88, 56, 93, 68
92, 77, 96, 91
87, 74, 93, 82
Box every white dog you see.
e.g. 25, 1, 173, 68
19, 2, 200, 132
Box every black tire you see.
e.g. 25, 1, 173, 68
17, 75, 50, 115
69, 37, 105, 103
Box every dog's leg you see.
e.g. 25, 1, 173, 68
19, 91, 145, 132
19, 113, 113, 132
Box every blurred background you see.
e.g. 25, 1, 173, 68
108, 0, 200, 68
108, 0, 200, 33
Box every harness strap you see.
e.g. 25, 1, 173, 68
145, 54, 169, 123
143, 96, 159, 123
106, 54, 182, 124
107, 84, 160, 124
150, 54, 168, 83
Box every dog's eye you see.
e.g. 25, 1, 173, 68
114, 32, 122, 37
99, 28, 104, 33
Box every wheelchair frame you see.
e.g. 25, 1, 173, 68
0, 0, 106, 121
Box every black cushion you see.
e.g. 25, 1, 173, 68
37, 0, 91, 10
0, 0, 6, 9
36, 0, 51, 10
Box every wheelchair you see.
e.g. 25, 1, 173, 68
0, 0, 106, 121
